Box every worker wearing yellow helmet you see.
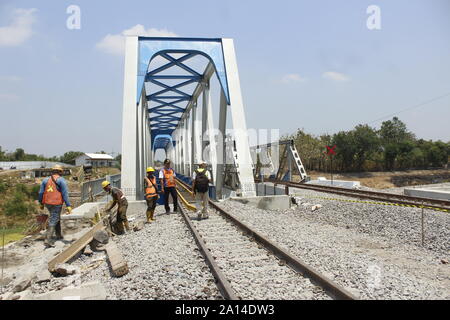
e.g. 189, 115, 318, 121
102, 180, 130, 234
144, 167, 158, 223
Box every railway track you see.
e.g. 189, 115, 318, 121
175, 178, 357, 300
264, 179, 450, 212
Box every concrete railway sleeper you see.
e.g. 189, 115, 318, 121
175, 179, 357, 300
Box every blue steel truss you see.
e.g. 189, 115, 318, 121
137, 37, 230, 151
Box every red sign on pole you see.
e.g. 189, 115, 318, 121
325, 145, 336, 185
326, 145, 336, 156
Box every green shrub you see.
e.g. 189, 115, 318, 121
3, 191, 30, 217
0, 182, 6, 193
15, 183, 28, 195
28, 184, 40, 200
13, 183, 40, 200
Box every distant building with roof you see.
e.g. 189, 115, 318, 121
75, 153, 116, 167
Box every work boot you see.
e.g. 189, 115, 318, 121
115, 222, 125, 235
123, 221, 131, 232
146, 211, 152, 223
54, 222, 64, 240
44, 226, 56, 247
150, 210, 156, 221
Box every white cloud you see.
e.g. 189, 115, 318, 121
96, 25, 178, 55
0, 8, 37, 47
322, 71, 350, 82
281, 73, 307, 84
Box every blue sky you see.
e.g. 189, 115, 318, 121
0, 0, 449, 157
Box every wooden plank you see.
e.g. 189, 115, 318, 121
105, 241, 128, 277
48, 221, 105, 272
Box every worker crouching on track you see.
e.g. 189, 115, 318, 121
192, 161, 211, 220
159, 159, 178, 214
38, 165, 72, 247
144, 167, 158, 223
102, 181, 130, 234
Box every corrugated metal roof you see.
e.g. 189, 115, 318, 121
84, 153, 114, 160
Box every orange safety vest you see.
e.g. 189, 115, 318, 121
163, 168, 176, 187
144, 176, 157, 199
42, 175, 63, 205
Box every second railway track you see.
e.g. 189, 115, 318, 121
175, 178, 357, 300
263, 179, 450, 212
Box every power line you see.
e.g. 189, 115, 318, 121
367, 91, 450, 125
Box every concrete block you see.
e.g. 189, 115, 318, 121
106, 242, 129, 277
306, 179, 361, 188
54, 263, 78, 276
12, 274, 33, 292
230, 195, 291, 210
404, 188, 450, 201
34, 281, 107, 300
35, 269, 52, 283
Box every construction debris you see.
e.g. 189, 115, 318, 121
33, 281, 107, 300
35, 269, 52, 283
93, 230, 109, 244
48, 220, 104, 272
54, 263, 78, 276
133, 221, 145, 232
12, 274, 33, 292
105, 241, 128, 277
83, 246, 93, 256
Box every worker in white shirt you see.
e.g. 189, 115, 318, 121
192, 161, 211, 220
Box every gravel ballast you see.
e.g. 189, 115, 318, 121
79, 206, 221, 300
188, 208, 330, 300
220, 193, 450, 300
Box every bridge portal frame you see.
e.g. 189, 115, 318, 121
121, 37, 256, 200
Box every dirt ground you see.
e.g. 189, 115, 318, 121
303, 168, 450, 189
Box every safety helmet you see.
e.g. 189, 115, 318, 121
146, 167, 155, 173
101, 181, 111, 188
52, 165, 63, 172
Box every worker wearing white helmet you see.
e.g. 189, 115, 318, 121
192, 161, 211, 220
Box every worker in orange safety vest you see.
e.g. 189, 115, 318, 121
144, 167, 158, 223
38, 165, 72, 247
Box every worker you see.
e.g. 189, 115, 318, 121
144, 167, 158, 223
159, 159, 178, 214
192, 161, 211, 220
38, 165, 72, 247
102, 181, 130, 234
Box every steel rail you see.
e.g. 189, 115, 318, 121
175, 178, 357, 300
177, 198, 238, 300
264, 179, 450, 211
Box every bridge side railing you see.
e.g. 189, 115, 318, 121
80, 174, 121, 203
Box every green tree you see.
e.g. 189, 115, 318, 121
352, 124, 380, 170
13, 148, 25, 161
332, 131, 356, 171
59, 151, 84, 165
379, 117, 415, 145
